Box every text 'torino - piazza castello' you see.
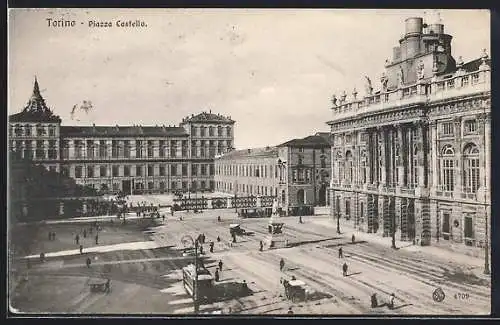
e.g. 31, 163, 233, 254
327, 16, 490, 251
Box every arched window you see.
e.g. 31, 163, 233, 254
345, 151, 353, 183
440, 145, 455, 192
297, 189, 305, 205
463, 143, 480, 193
218, 126, 223, 137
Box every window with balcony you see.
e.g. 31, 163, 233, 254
36, 124, 46, 136
463, 144, 480, 193
136, 140, 142, 158
440, 145, 455, 192
100, 140, 107, 158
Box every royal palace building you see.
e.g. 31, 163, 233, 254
9, 78, 235, 195
215, 133, 332, 215
327, 17, 490, 250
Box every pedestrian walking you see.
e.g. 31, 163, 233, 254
298, 216, 302, 224
217, 236, 221, 242
214, 268, 220, 282
209, 242, 214, 253
105, 278, 111, 293
48, 231, 52, 241
86, 257, 92, 268
280, 258, 285, 271
79, 245, 83, 254
95, 234, 99, 245
75, 234, 80, 245
352, 234, 356, 244
83, 229, 87, 238
342, 262, 348, 277
217, 216, 221, 222
200, 245, 204, 255
338, 247, 343, 258
259, 241, 263, 252
39, 252, 45, 263
388, 293, 396, 309
218, 260, 223, 271
162, 215, 165, 222
370, 293, 378, 308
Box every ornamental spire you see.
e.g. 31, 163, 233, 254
24, 76, 49, 113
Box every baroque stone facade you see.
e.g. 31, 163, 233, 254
9, 78, 235, 194
327, 17, 490, 250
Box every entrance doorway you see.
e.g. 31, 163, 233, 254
318, 184, 327, 206
122, 180, 132, 195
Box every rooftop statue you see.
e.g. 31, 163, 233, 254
364, 76, 373, 96
380, 72, 389, 92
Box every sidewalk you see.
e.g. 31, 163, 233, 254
309, 217, 489, 276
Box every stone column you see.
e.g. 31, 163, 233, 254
430, 120, 439, 194
378, 126, 387, 187
396, 124, 405, 187
416, 121, 426, 188
453, 117, 463, 197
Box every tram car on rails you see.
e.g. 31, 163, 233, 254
182, 264, 215, 302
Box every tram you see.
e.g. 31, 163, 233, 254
182, 264, 215, 302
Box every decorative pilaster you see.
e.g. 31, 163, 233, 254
453, 117, 463, 196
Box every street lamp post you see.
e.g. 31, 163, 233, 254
181, 235, 199, 313
391, 210, 397, 249
337, 210, 341, 234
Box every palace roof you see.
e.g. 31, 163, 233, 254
217, 147, 278, 160
60, 125, 189, 138
181, 111, 235, 124
278, 134, 331, 148
9, 78, 62, 123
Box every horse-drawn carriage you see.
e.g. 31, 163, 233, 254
281, 276, 307, 302
88, 278, 111, 293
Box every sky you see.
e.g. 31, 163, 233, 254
8, 9, 490, 149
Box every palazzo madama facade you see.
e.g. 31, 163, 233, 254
328, 17, 490, 250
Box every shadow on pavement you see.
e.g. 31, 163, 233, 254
288, 237, 342, 248
307, 290, 333, 301
325, 241, 368, 248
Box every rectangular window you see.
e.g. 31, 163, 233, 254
159, 140, 165, 157
136, 140, 142, 158
112, 166, 119, 177
147, 165, 154, 176
171, 181, 177, 190
124, 140, 131, 158
100, 166, 107, 177
210, 164, 215, 176
442, 213, 450, 239
159, 166, 165, 176
464, 120, 478, 134
124, 165, 130, 177
136, 165, 143, 176
442, 122, 454, 136
171, 164, 177, 176
464, 216, 474, 241
201, 164, 207, 176
87, 165, 94, 178
192, 164, 198, 176
148, 141, 154, 158
100, 140, 107, 158
75, 166, 82, 178
182, 164, 188, 176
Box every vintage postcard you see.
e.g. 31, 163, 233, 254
7, 8, 491, 316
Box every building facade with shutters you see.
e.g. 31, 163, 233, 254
214, 133, 332, 216
327, 17, 490, 251
9, 78, 235, 195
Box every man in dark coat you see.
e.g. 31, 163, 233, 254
339, 247, 343, 258
342, 262, 348, 276
209, 242, 214, 253
214, 268, 220, 282
218, 260, 223, 271
280, 258, 285, 271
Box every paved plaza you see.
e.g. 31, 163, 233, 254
9, 207, 490, 315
